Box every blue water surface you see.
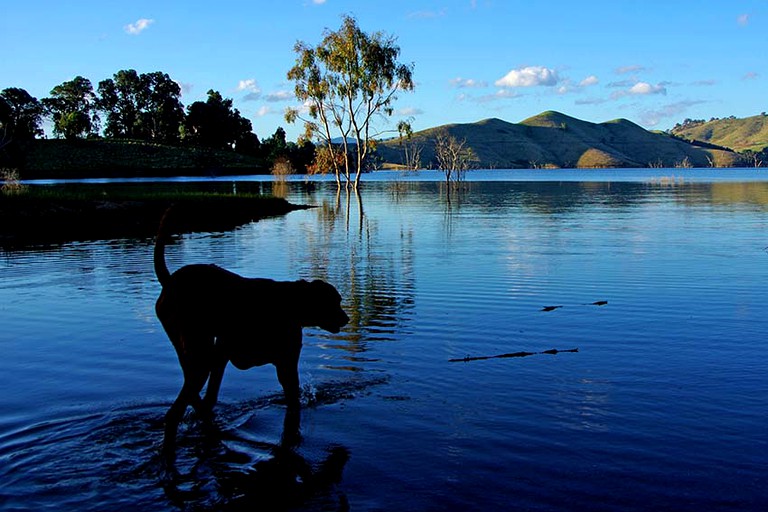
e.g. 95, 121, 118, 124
1, 170, 767, 510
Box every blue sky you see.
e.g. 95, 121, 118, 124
2, 1, 765, 141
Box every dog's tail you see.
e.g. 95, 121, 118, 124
154, 207, 173, 287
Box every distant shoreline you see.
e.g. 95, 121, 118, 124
7, 139, 273, 181
0, 186, 307, 248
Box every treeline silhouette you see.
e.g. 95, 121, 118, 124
0, 70, 316, 174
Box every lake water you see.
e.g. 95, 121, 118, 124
2, 169, 767, 511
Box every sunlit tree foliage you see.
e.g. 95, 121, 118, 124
97, 69, 184, 143
286, 15, 414, 187
42, 76, 99, 140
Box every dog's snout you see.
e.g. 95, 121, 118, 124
324, 310, 349, 334
339, 308, 350, 326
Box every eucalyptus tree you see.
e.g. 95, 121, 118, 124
97, 69, 143, 139
260, 126, 288, 162
0, 96, 10, 149
97, 70, 184, 143
142, 71, 185, 143
42, 76, 99, 139
0, 87, 44, 142
286, 15, 414, 188
183, 90, 253, 151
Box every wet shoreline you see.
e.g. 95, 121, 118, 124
0, 191, 306, 248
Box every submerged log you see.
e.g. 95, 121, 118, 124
449, 348, 579, 363
541, 300, 608, 312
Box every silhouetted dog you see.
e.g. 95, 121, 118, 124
154, 210, 349, 454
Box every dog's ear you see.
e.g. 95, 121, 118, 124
297, 279, 347, 332
309, 279, 342, 301
309, 279, 326, 289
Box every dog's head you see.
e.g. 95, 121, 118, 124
302, 279, 349, 333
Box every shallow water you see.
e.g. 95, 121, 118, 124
2, 171, 768, 510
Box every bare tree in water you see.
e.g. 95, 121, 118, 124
434, 129, 477, 187
397, 120, 423, 171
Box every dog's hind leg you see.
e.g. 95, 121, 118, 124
163, 336, 214, 456
164, 380, 208, 456
201, 348, 228, 413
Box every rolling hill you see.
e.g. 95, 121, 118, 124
378, 111, 743, 169
669, 114, 768, 152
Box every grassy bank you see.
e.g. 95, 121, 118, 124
9, 139, 269, 180
0, 182, 305, 248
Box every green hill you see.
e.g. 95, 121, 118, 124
379, 111, 742, 169
669, 114, 768, 152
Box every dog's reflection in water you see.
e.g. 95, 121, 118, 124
162, 407, 350, 510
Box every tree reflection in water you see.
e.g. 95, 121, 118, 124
293, 186, 416, 370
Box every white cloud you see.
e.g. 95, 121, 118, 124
311, 0, 327, 4
474, 88, 521, 103
457, 88, 516, 103
238, 79, 261, 101
609, 81, 667, 100
266, 90, 293, 102
494, 89, 521, 99
639, 100, 706, 127
737, 14, 750, 26
555, 75, 600, 95
175, 81, 193, 96
629, 82, 667, 95
397, 107, 424, 116
407, 10, 447, 19
449, 77, 488, 88
256, 106, 272, 117
124, 18, 154, 35
575, 97, 608, 105
615, 64, 647, 75
237, 79, 260, 92
607, 79, 636, 88
495, 66, 559, 87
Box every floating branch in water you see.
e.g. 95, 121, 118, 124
449, 348, 579, 363
541, 300, 608, 312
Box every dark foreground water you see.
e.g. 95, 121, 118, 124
2, 171, 767, 511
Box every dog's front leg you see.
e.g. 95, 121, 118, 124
275, 361, 301, 408
274, 338, 302, 409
